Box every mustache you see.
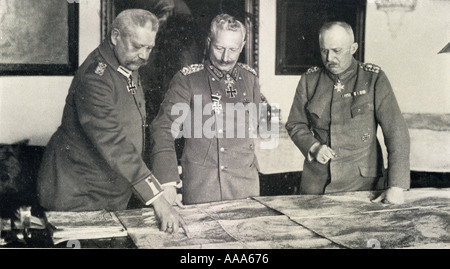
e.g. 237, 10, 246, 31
129, 59, 148, 66
218, 61, 233, 66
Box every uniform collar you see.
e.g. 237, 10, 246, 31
205, 60, 239, 81
98, 41, 133, 79
326, 58, 358, 81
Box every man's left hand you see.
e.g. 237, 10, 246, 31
372, 187, 405, 205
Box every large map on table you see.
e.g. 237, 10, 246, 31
44, 188, 450, 249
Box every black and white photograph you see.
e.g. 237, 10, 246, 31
0, 0, 449, 259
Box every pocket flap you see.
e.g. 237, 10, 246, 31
351, 103, 374, 118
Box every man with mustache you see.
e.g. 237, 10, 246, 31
286, 21, 410, 204
149, 14, 262, 205
37, 9, 188, 235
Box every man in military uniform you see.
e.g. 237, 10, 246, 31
286, 21, 410, 204
37, 9, 187, 235
150, 14, 262, 205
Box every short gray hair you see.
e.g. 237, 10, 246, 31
111, 9, 159, 37
319, 21, 355, 42
209, 14, 246, 42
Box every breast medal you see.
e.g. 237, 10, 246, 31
334, 79, 345, 93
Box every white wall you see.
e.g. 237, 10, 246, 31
258, 0, 300, 122
0, 0, 101, 146
365, 0, 450, 114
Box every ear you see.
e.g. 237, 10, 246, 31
207, 37, 212, 48
110, 28, 120, 46
350, 42, 359, 55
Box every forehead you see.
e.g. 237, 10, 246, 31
211, 29, 244, 47
319, 26, 351, 47
126, 23, 157, 45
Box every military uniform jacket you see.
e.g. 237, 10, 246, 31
37, 41, 163, 211
150, 60, 261, 204
286, 59, 410, 194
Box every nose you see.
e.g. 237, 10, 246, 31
221, 49, 229, 62
139, 48, 152, 61
326, 50, 334, 63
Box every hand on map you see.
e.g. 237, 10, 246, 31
372, 187, 405, 205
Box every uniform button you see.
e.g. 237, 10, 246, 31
220, 147, 225, 152
212, 78, 216, 81
243, 92, 247, 96
220, 165, 225, 170
239, 77, 242, 80
249, 144, 254, 150
218, 129, 223, 134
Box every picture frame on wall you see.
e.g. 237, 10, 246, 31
0, 0, 79, 76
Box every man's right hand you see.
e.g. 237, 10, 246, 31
311, 143, 336, 164
152, 196, 191, 237
162, 185, 184, 208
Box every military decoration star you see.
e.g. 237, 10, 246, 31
334, 79, 345, 93
224, 74, 237, 98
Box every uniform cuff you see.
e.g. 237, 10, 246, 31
132, 174, 165, 206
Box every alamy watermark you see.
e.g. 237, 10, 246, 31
170, 95, 280, 149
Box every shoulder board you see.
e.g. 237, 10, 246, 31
238, 63, 257, 76
305, 66, 321, 75
360, 63, 380, 73
180, 64, 204, 76
93, 62, 108, 76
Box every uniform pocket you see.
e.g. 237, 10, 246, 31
358, 165, 382, 178
351, 103, 374, 118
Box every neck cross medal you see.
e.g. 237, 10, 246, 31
224, 74, 237, 98
334, 79, 345, 93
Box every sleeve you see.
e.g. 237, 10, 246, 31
150, 72, 192, 184
74, 71, 163, 205
374, 70, 411, 189
285, 76, 321, 158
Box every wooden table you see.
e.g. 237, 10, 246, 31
111, 188, 449, 249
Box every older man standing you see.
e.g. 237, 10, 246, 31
150, 14, 262, 205
37, 9, 187, 235
286, 21, 410, 204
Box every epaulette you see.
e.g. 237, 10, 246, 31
238, 63, 258, 76
305, 66, 321, 75
360, 63, 380, 74
94, 62, 108, 76
180, 64, 204, 76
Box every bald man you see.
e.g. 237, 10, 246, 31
286, 21, 410, 204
